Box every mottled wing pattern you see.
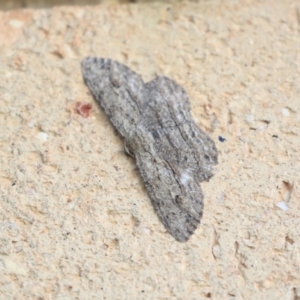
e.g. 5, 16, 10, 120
133, 77, 217, 241
81, 57, 146, 138
81, 58, 218, 242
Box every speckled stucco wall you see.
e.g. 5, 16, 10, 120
1, 1, 300, 299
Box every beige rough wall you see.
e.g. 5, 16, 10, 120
0, 0, 171, 11
1, 1, 300, 299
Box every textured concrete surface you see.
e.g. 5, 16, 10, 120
1, 1, 300, 299
0, 0, 150, 11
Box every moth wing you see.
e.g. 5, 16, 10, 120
142, 76, 218, 181
135, 150, 203, 242
81, 57, 146, 138
132, 76, 217, 242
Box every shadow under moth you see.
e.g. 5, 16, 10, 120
81, 57, 218, 242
